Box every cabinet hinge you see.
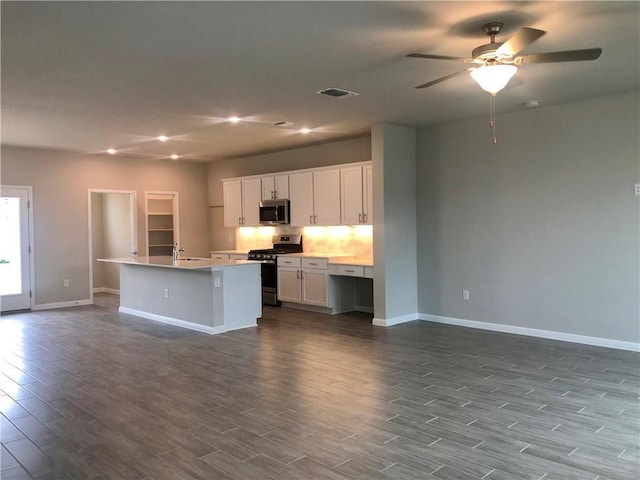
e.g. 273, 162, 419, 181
29, 290, 32, 298
28, 245, 31, 254
28, 200, 30, 209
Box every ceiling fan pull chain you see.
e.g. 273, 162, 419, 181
488, 94, 497, 144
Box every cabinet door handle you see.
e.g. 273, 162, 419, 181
274, 190, 278, 199
314, 215, 317, 224
363, 213, 367, 222
344, 269, 354, 273
358, 213, 362, 223
300, 270, 303, 278
296, 270, 300, 278
309, 262, 318, 266
309, 215, 313, 224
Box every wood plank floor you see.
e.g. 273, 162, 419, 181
1, 293, 638, 479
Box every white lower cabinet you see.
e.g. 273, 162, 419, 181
277, 257, 329, 308
277, 267, 303, 303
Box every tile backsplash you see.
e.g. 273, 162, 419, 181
236, 225, 373, 258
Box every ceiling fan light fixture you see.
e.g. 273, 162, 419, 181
470, 64, 517, 95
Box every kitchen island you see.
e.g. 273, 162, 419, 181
98, 256, 261, 335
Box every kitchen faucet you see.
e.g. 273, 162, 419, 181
173, 244, 185, 260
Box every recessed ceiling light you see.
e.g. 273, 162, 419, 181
158, 135, 168, 142
107, 148, 116, 155
170, 154, 179, 160
228, 116, 241, 123
300, 128, 310, 134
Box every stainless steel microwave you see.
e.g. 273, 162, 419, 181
259, 199, 290, 225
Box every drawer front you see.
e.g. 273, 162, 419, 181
211, 253, 230, 260
278, 256, 301, 268
229, 254, 248, 260
334, 265, 364, 277
302, 257, 328, 270
364, 266, 373, 278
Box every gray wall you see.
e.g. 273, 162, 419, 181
416, 91, 640, 343
207, 135, 371, 249
1, 146, 211, 306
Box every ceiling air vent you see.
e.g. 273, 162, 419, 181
316, 87, 360, 98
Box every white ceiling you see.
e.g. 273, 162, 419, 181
2, 1, 638, 162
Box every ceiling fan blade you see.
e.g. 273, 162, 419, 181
515, 48, 602, 64
407, 53, 466, 61
415, 69, 471, 89
496, 27, 546, 56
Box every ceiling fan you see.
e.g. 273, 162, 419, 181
408, 22, 602, 143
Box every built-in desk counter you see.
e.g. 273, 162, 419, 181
328, 258, 373, 279
98, 256, 261, 334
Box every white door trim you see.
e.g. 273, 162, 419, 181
88, 189, 138, 304
0, 185, 35, 311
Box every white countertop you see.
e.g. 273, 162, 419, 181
99, 256, 259, 270
285, 253, 355, 260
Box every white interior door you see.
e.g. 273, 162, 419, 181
0, 186, 32, 312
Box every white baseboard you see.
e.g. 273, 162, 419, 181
32, 299, 92, 311
93, 287, 120, 295
119, 307, 227, 335
419, 313, 640, 352
373, 312, 420, 327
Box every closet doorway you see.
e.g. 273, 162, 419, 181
88, 190, 137, 302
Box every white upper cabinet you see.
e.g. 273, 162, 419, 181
224, 161, 370, 228
313, 169, 341, 225
223, 178, 261, 227
289, 169, 340, 226
261, 174, 289, 201
289, 172, 314, 226
340, 164, 372, 225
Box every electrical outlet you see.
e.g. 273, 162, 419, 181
462, 289, 470, 301
164, 288, 169, 299
63, 279, 69, 287
635, 183, 640, 196
214, 277, 221, 288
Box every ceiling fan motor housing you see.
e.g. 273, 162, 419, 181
472, 42, 508, 61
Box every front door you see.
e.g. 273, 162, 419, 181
0, 186, 32, 312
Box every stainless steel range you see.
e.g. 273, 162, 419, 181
248, 234, 303, 306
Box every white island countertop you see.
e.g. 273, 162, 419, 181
99, 256, 258, 270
